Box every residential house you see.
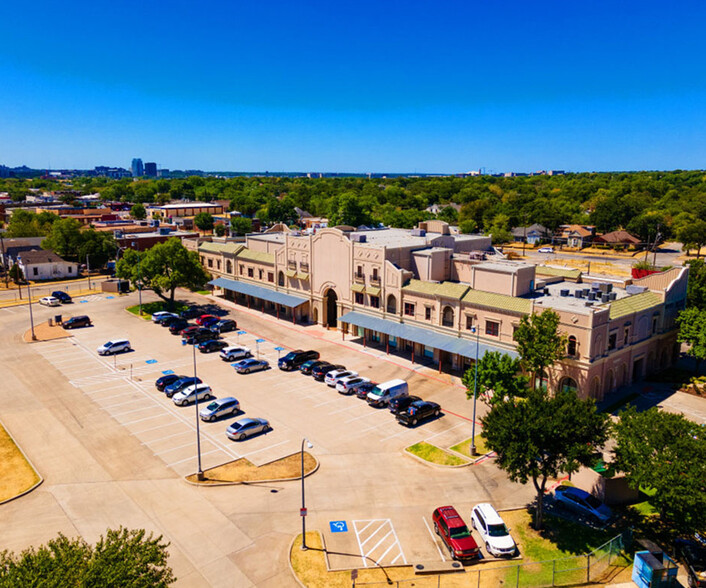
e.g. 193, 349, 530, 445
555, 224, 596, 248
594, 230, 642, 249
17, 250, 79, 280
510, 223, 551, 245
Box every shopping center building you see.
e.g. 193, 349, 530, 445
198, 220, 688, 400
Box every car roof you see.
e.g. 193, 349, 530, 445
473, 503, 504, 524
560, 486, 590, 499
436, 506, 466, 526
213, 396, 237, 404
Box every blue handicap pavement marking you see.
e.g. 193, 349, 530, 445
329, 521, 348, 533
274, 346, 285, 351
161, 369, 174, 375
256, 338, 266, 343
237, 330, 247, 335
145, 359, 158, 364
106, 295, 115, 299
79, 300, 88, 303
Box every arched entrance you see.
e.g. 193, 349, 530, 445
324, 289, 338, 328
313, 307, 319, 324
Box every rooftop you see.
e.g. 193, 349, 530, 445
403, 279, 469, 299
18, 250, 69, 264
533, 281, 631, 314
160, 202, 223, 209
474, 260, 534, 273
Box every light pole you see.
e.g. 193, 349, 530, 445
470, 325, 480, 456
86, 254, 91, 290
301, 437, 313, 550
26, 279, 36, 341
183, 339, 204, 480
132, 241, 142, 317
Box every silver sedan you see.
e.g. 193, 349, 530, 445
226, 418, 271, 441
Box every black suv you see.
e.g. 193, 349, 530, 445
52, 291, 72, 303
312, 363, 344, 381
180, 306, 203, 319
278, 350, 320, 371
184, 329, 219, 345
168, 319, 191, 334
62, 315, 92, 329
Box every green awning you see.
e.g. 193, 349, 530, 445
296, 272, 309, 280
351, 283, 365, 293
366, 286, 381, 296
285, 269, 297, 278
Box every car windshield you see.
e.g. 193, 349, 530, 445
206, 402, 219, 410
487, 523, 509, 537
584, 495, 602, 509
449, 525, 470, 538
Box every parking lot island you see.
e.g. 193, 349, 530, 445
185, 451, 318, 485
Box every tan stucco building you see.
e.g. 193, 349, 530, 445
198, 220, 687, 400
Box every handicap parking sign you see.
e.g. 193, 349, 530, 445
256, 338, 265, 343
329, 520, 348, 533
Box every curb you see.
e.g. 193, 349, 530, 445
403, 445, 471, 468
183, 452, 320, 487
288, 530, 325, 588
0, 418, 44, 506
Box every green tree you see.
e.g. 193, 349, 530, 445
463, 351, 528, 406
685, 259, 706, 310
436, 205, 459, 224
116, 238, 209, 308
513, 310, 567, 390
677, 219, 706, 259
214, 223, 226, 237
130, 203, 147, 220
458, 219, 477, 234
5, 210, 56, 238
481, 388, 609, 530
0, 527, 174, 587
230, 216, 252, 236
8, 263, 24, 284
77, 230, 116, 269
612, 407, 706, 535
329, 193, 372, 227
41, 218, 84, 260
676, 307, 706, 372
194, 212, 214, 233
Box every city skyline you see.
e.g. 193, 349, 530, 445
2, 1, 705, 173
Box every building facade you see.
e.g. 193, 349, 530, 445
17, 250, 79, 280
131, 158, 144, 177
199, 221, 687, 400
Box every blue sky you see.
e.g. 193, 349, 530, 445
1, 0, 705, 173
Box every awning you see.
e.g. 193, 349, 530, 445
366, 286, 381, 296
338, 311, 518, 359
351, 283, 365, 293
209, 278, 308, 308
285, 269, 297, 278
296, 272, 309, 280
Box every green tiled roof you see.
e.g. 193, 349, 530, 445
198, 242, 244, 255
236, 248, 275, 264
402, 279, 470, 300
608, 291, 661, 320
536, 265, 582, 279
461, 289, 533, 314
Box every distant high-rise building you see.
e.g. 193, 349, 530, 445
131, 158, 144, 177
144, 162, 157, 177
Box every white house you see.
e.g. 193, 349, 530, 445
17, 250, 79, 280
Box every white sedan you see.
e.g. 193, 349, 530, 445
39, 296, 62, 307
538, 246, 554, 254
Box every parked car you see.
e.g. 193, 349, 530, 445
312, 363, 345, 381
538, 246, 554, 254
367, 379, 408, 407
195, 314, 218, 326
200, 316, 221, 329
355, 382, 378, 399
39, 296, 61, 307
675, 538, 706, 588
215, 319, 237, 333
168, 319, 191, 334
278, 349, 320, 371
553, 486, 612, 524
152, 311, 177, 323
199, 397, 240, 422
179, 306, 203, 319
96, 339, 131, 355
180, 326, 201, 338
388, 395, 422, 414
160, 315, 183, 327
51, 291, 72, 303
233, 358, 270, 374
62, 315, 92, 329
226, 417, 270, 441
197, 339, 229, 353
155, 373, 185, 392
336, 376, 371, 395
164, 376, 202, 398
396, 400, 440, 426
470, 503, 517, 557
173, 383, 213, 406
325, 369, 358, 387
299, 359, 328, 375
432, 506, 481, 561
220, 346, 252, 362
183, 329, 219, 345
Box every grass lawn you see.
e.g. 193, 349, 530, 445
126, 300, 189, 319
405, 441, 468, 466
186, 452, 317, 484
193, 290, 211, 295
450, 435, 489, 457
0, 424, 40, 502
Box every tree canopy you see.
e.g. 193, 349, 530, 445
193, 212, 214, 232
463, 351, 528, 406
130, 203, 147, 220
41, 219, 116, 267
481, 387, 609, 530
676, 307, 706, 371
612, 407, 706, 535
0, 527, 174, 587
513, 310, 567, 389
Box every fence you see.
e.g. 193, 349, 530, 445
354, 530, 630, 588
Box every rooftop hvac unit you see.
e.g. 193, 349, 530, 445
543, 288, 549, 295
351, 234, 367, 243
575, 290, 584, 298
582, 288, 590, 296
608, 292, 617, 301
587, 292, 597, 301
601, 293, 610, 303
560, 289, 570, 297
411, 228, 426, 237
606, 283, 613, 293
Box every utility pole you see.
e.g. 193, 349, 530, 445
86, 254, 91, 290
0, 234, 8, 288
27, 280, 36, 341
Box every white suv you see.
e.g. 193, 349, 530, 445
172, 383, 213, 406
220, 346, 252, 362
97, 339, 131, 356
470, 503, 517, 557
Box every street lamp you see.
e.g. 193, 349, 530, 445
470, 325, 480, 456
301, 437, 313, 550
131, 241, 142, 317
26, 279, 36, 341
183, 339, 204, 481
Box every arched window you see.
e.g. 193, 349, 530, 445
442, 306, 454, 327
559, 377, 578, 394
386, 294, 397, 314
278, 271, 285, 286
567, 336, 577, 357
226, 260, 232, 275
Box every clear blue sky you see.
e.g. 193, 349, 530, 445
2, 0, 705, 173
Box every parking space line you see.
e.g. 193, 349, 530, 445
112, 405, 155, 417
122, 414, 167, 426
365, 529, 394, 555
388, 522, 407, 565
142, 430, 191, 445
154, 441, 196, 456
312, 398, 338, 408
360, 521, 388, 547
377, 539, 400, 564
352, 522, 369, 568
133, 421, 176, 434
423, 516, 446, 561
240, 439, 289, 458
167, 449, 221, 467
328, 404, 361, 416
102, 398, 142, 409
424, 422, 467, 443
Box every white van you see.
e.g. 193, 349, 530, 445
366, 379, 408, 407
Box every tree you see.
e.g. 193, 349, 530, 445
130, 203, 147, 220
116, 238, 209, 308
77, 230, 116, 269
8, 263, 23, 284
677, 219, 706, 259
194, 212, 214, 233
612, 407, 706, 535
513, 310, 567, 390
458, 219, 477, 234
482, 387, 609, 530
463, 351, 528, 406
0, 526, 174, 587
230, 216, 252, 236
329, 193, 372, 227
676, 307, 706, 372
5, 210, 56, 238
685, 259, 706, 310
214, 223, 226, 237
41, 218, 84, 260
